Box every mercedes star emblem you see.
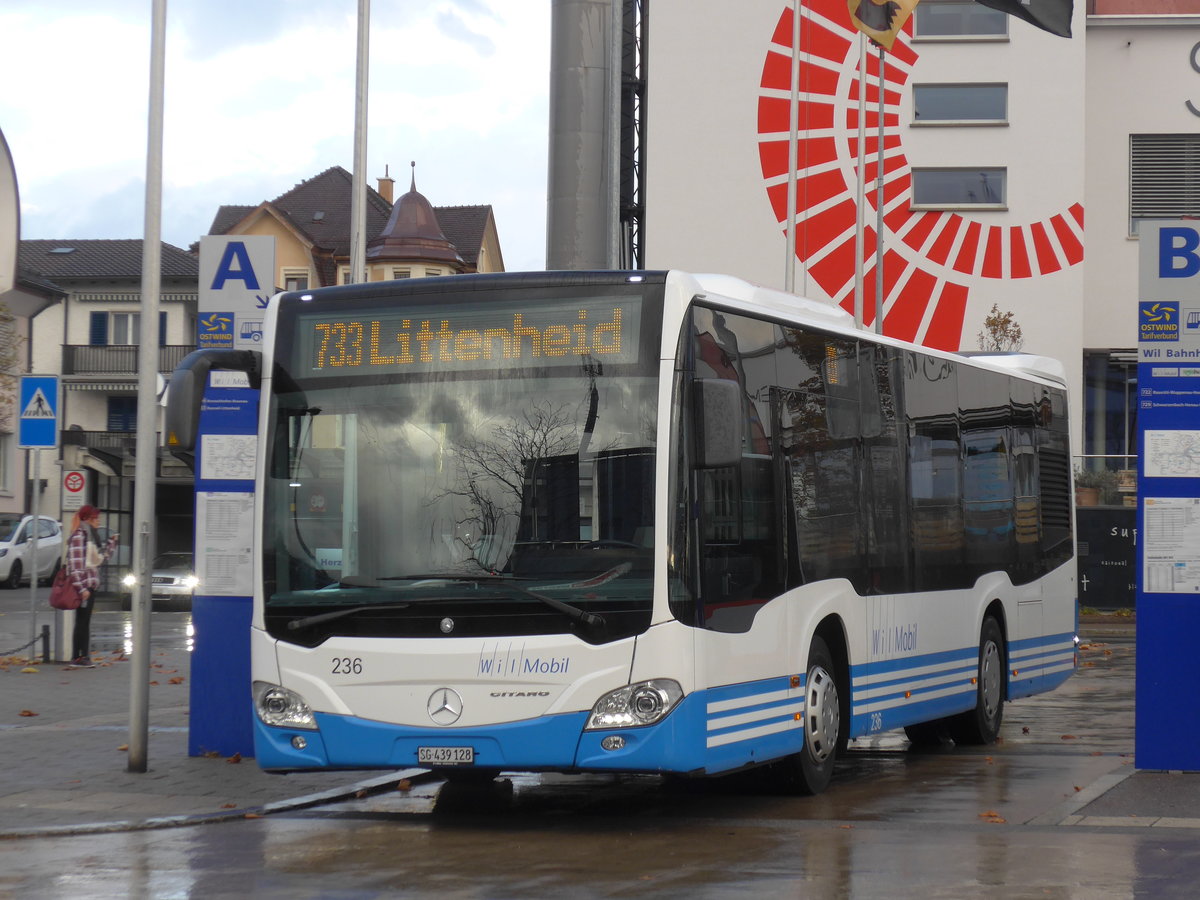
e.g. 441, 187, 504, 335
427, 687, 464, 725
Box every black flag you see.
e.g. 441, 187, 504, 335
975, 0, 1073, 38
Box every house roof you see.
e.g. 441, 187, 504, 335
209, 166, 495, 268
18, 239, 198, 280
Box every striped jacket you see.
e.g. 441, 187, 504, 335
67, 526, 116, 603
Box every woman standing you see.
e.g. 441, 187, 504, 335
66, 504, 118, 668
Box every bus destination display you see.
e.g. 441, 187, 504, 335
296, 298, 641, 375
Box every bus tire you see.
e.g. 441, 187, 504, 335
948, 616, 1005, 746
777, 636, 840, 795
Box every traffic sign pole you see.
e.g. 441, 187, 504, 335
28, 449, 39, 661
18, 375, 58, 664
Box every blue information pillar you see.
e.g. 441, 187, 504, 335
188, 370, 260, 758
1135, 222, 1200, 770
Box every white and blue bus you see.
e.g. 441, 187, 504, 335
168, 270, 1076, 794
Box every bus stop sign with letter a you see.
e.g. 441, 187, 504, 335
1136, 221, 1200, 770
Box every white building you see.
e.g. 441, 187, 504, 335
636, 0, 1200, 478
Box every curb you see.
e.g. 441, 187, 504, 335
0, 768, 430, 840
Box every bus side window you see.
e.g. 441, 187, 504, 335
906, 352, 964, 591
690, 307, 784, 632
777, 330, 867, 593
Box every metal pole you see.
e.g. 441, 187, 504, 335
784, 0, 801, 293
853, 34, 866, 330
875, 45, 886, 335
27, 448, 38, 660
349, 0, 370, 285
129, 0, 167, 774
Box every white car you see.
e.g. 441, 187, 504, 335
0, 515, 63, 589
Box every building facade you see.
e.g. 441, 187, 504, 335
634, 0, 1200, 486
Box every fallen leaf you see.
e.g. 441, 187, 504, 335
168, 677, 185, 684
397, 779, 413, 792
244, 812, 263, 819
1022, 727, 1030, 734
226, 753, 243, 764
18, 709, 38, 717
117, 744, 129, 751
1074, 786, 1083, 792
20, 667, 38, 674
355, 790, 368, 799
148, 680, 159, 686
221, 803, 237, 809
1061, 734, 1078, 741
204, 750, 221, 758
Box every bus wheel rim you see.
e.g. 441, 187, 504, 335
981, 640, 1001, 721
805, 665, 839, 765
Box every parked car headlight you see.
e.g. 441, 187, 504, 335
585, 679, 683, 730
121, 573, 137, 589
182, 574, 200, 590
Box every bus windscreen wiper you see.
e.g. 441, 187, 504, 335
327, 574, 607, 633
287, 603, 413, 631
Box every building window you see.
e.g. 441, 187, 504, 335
89, 311, 167, 345
1084, 351, 1138, 470
425, 268, 442, 277
107, 397, 138, 432
1130, 134, 1200, 235
282, 270, 309, 291
913, 0, 1008, 38
913, 84, 1007, 124
392, 268, 411, 279
912, 168, 1006, 208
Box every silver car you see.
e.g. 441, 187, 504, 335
121, 552, 198, 610
0, 515, 63, 589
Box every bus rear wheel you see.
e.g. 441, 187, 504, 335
778, 636, 840, 795
947, 616, 1005, 745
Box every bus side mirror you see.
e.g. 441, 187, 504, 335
694, 378, 742, 469
164, 349, 261, 452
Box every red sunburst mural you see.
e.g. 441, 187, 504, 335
758, 0, 1084, 350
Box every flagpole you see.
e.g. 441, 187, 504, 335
853, 33, 866, 330
784, 0, 802, 293
875, 43, 885, 335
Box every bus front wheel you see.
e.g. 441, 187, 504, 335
948, 616, 1005, 745
778, 636, 840, 795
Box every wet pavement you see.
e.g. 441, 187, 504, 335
4, 596, 1200, 896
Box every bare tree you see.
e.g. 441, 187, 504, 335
0, 304, 21, 434
976, 304, 1024, 352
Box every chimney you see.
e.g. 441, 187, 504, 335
377, 164, 395, 204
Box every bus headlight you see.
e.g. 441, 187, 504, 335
253, 681, 317, 730
585, 679, 683, 730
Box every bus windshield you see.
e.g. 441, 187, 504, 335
263, 289, 661, 647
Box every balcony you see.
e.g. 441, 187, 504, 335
62, 344, 194, 376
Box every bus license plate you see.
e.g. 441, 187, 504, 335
418, 746, 474, 766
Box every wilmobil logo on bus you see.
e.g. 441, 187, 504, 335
478, 653, 573, 677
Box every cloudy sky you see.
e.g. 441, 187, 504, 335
0, 0, 551, 271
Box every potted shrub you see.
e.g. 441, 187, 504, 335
1074, 466, 1118, 507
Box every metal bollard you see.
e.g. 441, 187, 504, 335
40, 625, 50, 665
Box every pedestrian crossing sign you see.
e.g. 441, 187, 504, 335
18, 375, 58, 449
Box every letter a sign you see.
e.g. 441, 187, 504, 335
18, 375, 58, 449
199, 235, 276, 351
